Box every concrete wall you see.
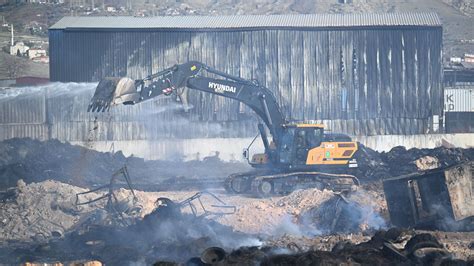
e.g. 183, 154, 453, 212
70, 133, 474, 162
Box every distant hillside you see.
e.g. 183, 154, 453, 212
0, 53, 49, 80
0, 0, 472, 79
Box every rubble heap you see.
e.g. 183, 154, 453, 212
0, 193, 258, 265
355, 144, 474, 180
0, 179, 103, 242
1, 138, 472, 191
190, 229, 474, 265
0, 179, 472, 264
0, 138, 249, 190
205, 187, 387, 235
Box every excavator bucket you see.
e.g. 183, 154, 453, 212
87, 77, 139, 112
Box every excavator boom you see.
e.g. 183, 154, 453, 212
88, 61, 285, 141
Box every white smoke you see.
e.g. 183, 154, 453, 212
0, 82, 96, 101
272, 214, 322, 238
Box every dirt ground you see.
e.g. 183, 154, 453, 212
136, 185, 388, 236
0, 0, 472, 79
0, 139, 472, 263
1, 179, 473, 263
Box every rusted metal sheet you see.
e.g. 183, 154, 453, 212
444, 164, 474, 220
383, 162, 474, 230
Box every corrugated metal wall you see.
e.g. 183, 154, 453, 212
0, 84, 257, 141
47, 26, 443, 137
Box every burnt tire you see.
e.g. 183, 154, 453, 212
404, 234, 442, 254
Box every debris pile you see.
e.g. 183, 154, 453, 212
172, 229, 473, 265
0, 179, 103, 242
0, 137, 472, 264
0, 138, 472, 190
355, 144, 474, 180
0, 138, 249, 190
206, 187, 388, 235
0, 178, 473, 264
0, 190, 258, 265
298, 190, 387, 235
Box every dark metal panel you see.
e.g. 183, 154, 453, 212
302, 31, 317, 121
48, 26, 443, 136
365, 30, 378, 119
405, 30, 418, 121
264, 30, 280, 116
277, 30, 292, 120
379, 30, 392, 119
318, 30, 330, 120
290, 30, 305, 121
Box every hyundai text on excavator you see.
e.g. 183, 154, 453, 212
88, 61, 359, 197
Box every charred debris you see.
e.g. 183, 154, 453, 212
0, 138, 473, 264
0, 137, 472, 191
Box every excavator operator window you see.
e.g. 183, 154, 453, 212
295, 128, 322, 148
293, 127, 323, 164
306, 128, 323, 148
279, 128, 295, 164
295, 130, 306, 148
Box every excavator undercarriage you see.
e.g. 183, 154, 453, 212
225, 170, 359, 197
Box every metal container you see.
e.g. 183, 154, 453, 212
444, 87, 474, 112
383, 162, 474, 230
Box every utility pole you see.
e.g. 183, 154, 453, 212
10, 24, 14, 46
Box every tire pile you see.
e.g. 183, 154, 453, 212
165, 229, 473, 265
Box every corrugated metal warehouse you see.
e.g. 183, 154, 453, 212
17, 13, 445, 141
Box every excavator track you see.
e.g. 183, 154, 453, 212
225, 170, 359, 197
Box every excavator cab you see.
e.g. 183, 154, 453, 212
275, 123, 357, 169
278, 124, 324, 166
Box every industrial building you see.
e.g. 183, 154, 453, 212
47, 13, 443, 138
4, 13, 434, 140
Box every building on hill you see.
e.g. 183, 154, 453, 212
10, 41, 29, 56
27, 48, 47, 59
31, 55, 49, 63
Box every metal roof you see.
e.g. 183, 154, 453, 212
50, 13, 442, 30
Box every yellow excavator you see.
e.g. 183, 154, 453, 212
88, 61, 359, 197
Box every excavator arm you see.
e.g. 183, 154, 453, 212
88, 61, 286, 146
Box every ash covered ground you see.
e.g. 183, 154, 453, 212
0, 138, 473, 265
